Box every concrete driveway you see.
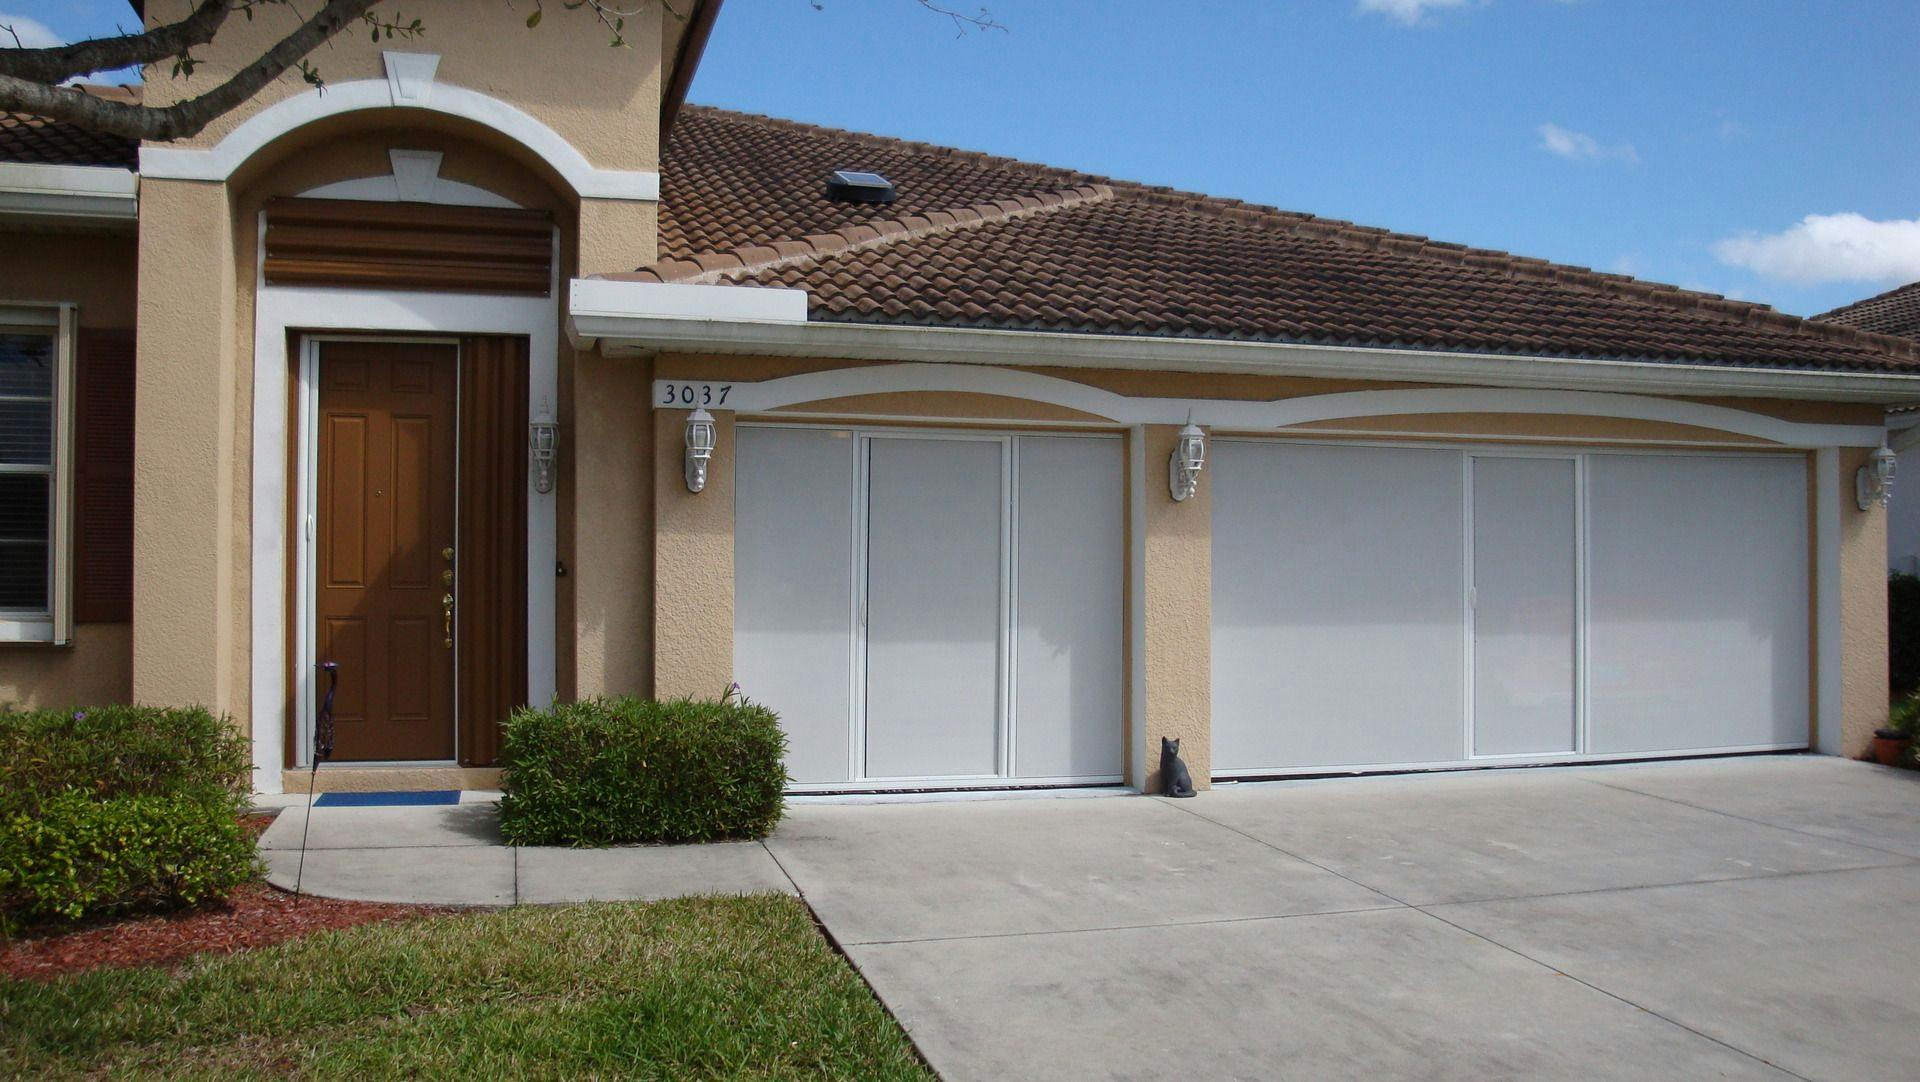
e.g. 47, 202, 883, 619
768, 756, 1920, 1081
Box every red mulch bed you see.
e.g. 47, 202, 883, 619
2, 813, 456, 982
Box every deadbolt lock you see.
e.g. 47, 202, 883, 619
441, 546, 454, 561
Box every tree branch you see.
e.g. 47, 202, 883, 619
0, 0, 233, 85
0, 0, 385, 142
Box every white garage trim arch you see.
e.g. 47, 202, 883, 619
681, 363, 1885, 448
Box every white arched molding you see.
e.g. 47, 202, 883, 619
299, 149, 522, 208
711, 362, 1885, 448
140, 56, 657, 201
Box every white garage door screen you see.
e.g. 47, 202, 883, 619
735, 425, 1126, 791
1211, 440, 1811, 777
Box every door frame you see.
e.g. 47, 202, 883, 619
296, 334, 465, 766
742, 421, 1127, 793
1210, 435, 1813, 779
250, 219, 561, 790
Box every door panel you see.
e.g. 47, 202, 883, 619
1212, 442, 1467, 773
1471, 457, 1578, 757
315, 340, 457, 762
863, 436, 1004, 779
734, 427, 857, 784
1586, 454, 1809, 754
1013, 436, 1124, 779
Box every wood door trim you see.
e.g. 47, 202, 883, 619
264, 198, 556, 296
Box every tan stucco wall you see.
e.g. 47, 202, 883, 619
143, 0, 666, 173
1837, 447, 1891, 756
133, 178, 241, 718
0, 229, 139, 327
652, 408, 735, 700
1140, 424, 1212, 791
0, 625, 134, 709
573, 354, 657, 698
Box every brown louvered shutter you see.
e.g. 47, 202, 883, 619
73, 327, 134, 624
262, 198, 555, 296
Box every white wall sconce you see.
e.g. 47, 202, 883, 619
1169, 421, 1207, 502
684, 407, 717, 493
528, 402, 558, 495
1857, 443, 1898, 510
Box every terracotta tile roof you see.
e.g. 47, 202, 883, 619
1815, 282, 1920, 342
0, 114, 137, 168
650, 106, 1919, 374
0, 86, 140, 169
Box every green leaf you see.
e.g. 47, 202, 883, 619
527, 9, 543, 28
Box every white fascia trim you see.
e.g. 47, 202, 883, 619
573, 311, 1920, 405
0, 162, 138, 221
568, 278, 807, 336
139, 78, 658, 201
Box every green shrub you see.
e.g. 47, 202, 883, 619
0, 704, 251, 804
0, 791, 258, 930
1891, 572, 1920, 698
499, 696, 788, 846
0, 705, 256, 935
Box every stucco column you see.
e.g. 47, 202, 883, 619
568, 196, 659, 699
570, 354, 654, 698
1835, 446, 1890, 756
132, 178, 239, 716
1134, 424, 1213, 792
653, 408, 735, 699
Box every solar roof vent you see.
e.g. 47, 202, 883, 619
826, 170, 897, 205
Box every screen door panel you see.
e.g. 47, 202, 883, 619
734, 427, 856, 784
1210, 441, 1467, 772
1472, 456, 1578, 757
1013, 436, 1124, 779
1586, 454, 1809, 754
864, 436, 1004, 779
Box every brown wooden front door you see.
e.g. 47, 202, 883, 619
316, 340, 458, 761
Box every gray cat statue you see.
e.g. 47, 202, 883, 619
1160, 736, 1196, 798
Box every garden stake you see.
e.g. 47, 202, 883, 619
294, 660, 339, 903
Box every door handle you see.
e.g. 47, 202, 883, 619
442, 593, 454, 648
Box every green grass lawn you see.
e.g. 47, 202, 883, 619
1, 894, 932, 1080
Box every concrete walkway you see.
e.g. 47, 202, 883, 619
258, 795, 795, 905
261, 756, 1920, 1080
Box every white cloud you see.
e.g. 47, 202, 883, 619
0, 13, 62, 49
1357, 0, 1477, 25
1714, 213, 1920, 285
1537, 122, 1639, 164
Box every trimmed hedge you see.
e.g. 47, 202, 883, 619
499, 696, 788, 846
0, 706, 257, 935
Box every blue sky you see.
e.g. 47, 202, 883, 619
16, 0, 1920, 316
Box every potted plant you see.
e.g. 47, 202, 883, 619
1874, 694, 1920, 767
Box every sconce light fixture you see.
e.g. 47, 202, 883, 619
1857, 442, 1898, 511
685, 407, 717, 493
528, 402, 558, 495
1169, 420, 1206, 502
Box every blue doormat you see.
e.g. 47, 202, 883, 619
314, 790, 460, 807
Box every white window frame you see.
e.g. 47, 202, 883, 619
0, 302, 75, 644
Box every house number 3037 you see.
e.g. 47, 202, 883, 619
658, 381, 733, 407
